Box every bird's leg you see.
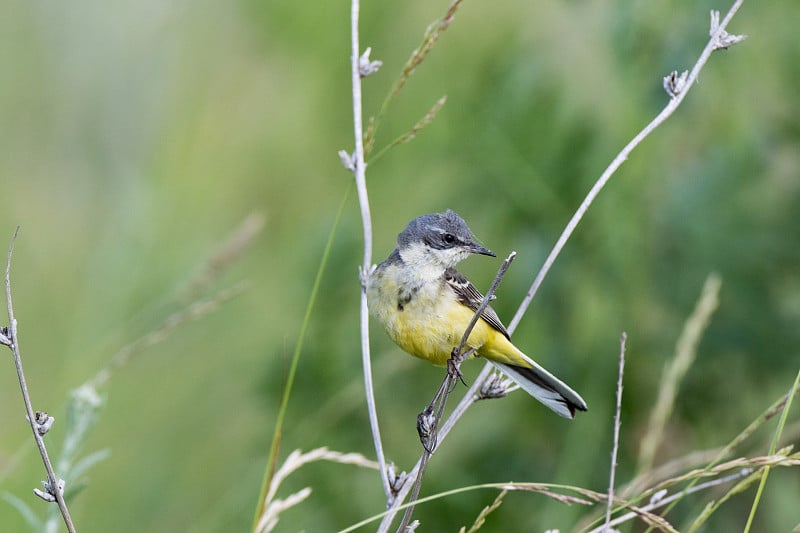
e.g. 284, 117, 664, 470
447, 346, 475, 390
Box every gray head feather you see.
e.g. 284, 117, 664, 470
397, 210, 469, 247
396, 210, 494, 259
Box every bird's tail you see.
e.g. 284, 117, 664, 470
490, 355, 587, 419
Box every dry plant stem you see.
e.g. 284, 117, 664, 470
454, 252, 517, 359
508, 0, 744, 333
380, 3, 746, 529
586, 469, 753, 533
605, 333, 627, 530
579, 388, 799, 532
397, 453, 431, 532
620, 447, 723, 501
397, 253, 516, 532
652, 384, 800, 521
377, 367, 493, 531
349, 0, 392, 500
366, 0, 465, 155
4, 229, 76, 533
389, 0, 462, 100
256, 447, 379, 533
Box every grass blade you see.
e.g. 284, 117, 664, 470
251, 189, 349, 530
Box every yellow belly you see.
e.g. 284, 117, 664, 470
391, 299, 494, 365
367, 267, 523, 367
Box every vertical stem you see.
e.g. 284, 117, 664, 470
350, 0, 391, 499
5, 229, 77, 533
605, 332, 627, 529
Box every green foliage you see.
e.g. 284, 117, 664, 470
0, 0, 798, 531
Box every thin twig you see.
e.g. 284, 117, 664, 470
587, 469, 754, 533
378, 3, 747, 529
348, 482, 594, 533
3, 228, 76, 533
647, 383, 798, 526
605, 332, 627, 530
508, 2, 745, 333
396, 453, 431, 533
378, 367, 491, 532
455, 252, 517, 360
353, 468, 762, 533
348, 0, 392, 501
619, 447, 723, 501
581, 387, 800, 531
397, 253, 516, 532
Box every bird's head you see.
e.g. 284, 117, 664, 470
396, 209, 494, 271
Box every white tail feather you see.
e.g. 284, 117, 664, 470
490, 354, 587, 419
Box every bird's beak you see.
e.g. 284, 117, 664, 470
468, 242, 495, 257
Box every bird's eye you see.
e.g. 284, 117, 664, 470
443, 233, 456, 245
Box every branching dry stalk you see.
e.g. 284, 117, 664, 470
377, 3, 747, 530
365, 0, 465, 156
586, 468, 756, 533
0, 214, 258, 533
582, 395, 800, 532
2, 228, 77, 533
508, 4, 744, 332
346, 0, 392, 502
619, 382, 799, 506
255, 447, 379, 533
343, 2, 469, 504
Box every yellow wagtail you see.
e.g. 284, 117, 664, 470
367, 209, 587, 418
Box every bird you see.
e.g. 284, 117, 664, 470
366, 209, 587, 418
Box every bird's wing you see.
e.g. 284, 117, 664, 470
444, 267, 510, 339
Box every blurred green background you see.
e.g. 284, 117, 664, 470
1, 0, 798, 531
